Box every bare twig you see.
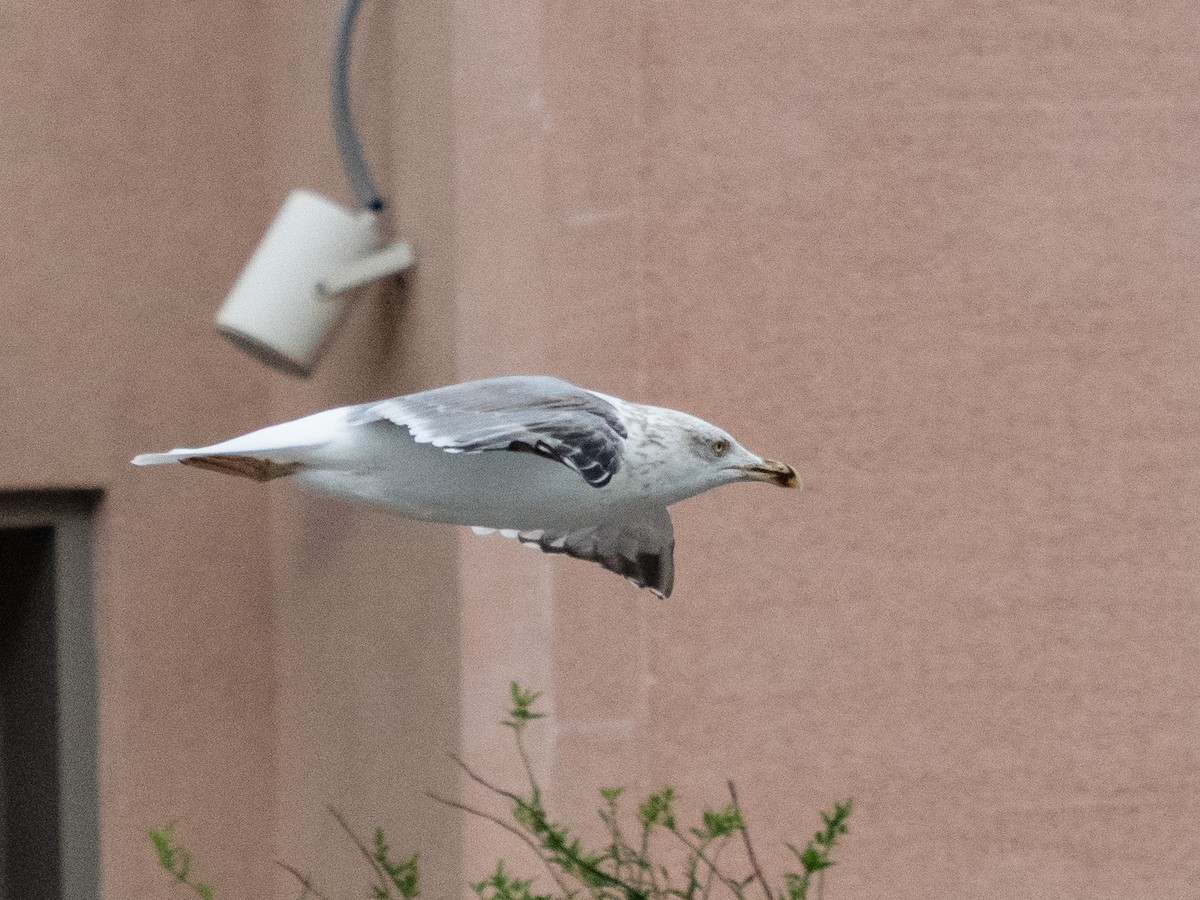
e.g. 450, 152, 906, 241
682, 834, 706, 900
598, 807, 632, 886
449, 753, 525, 805
276, 861, 334, 900
445, 756, 645, 900
428, 792, 575, 897
660, 864, 675, 896
515, 729, 540, 801
640, 824, 655, 894
701, 836, 731, 900
726, 782, 774, 900
666, 828, 745, 900
636, 823, 669, 897
327, 805, 391, 895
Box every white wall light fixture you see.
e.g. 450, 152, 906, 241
216, 0, 412, 378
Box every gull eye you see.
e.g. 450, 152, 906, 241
710, 438, 730, 456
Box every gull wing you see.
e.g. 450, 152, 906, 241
473, 507, 676, 597
353, 375, 629, 488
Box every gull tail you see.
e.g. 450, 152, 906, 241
131, 448, 301, 482
131, 406, 352, 474
132, 452, 185, 466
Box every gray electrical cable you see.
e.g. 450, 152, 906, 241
332, 0, 384, 211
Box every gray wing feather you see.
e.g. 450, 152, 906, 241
507, 509, 675, 597
351, 376, 629, 488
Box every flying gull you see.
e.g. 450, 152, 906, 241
132, 375, 799, 597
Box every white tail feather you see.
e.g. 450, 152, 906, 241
131, 451, 188, 466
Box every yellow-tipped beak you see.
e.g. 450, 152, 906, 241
739, 459, 801, 489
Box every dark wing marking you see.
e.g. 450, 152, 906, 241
476, 508, 676, 598
350, 375, 628, 488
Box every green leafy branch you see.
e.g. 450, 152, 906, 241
783, 800, 853, 900
147, 822, 214, 900
503, 683, 547, 732
152, 810, 419, 900
150, 683, 853, 900
274, 807, 421, 900
429, 683, 853, 900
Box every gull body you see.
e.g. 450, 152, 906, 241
133, 376, 799, 597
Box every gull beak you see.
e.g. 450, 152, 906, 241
739, 458, 801, 489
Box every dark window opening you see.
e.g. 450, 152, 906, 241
1, 528, 59, 900
0, 494, 98, 900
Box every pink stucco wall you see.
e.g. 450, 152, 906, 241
3, 2, 1198, 898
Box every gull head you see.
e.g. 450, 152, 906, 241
637, 408, 801, 502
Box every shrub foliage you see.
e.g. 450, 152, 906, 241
152, 683, 852, 900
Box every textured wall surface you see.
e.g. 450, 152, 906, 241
1, 2, 277, 897
3, 1, 1197, 898
632, 4, 1200, 896
451, 2, 1200, 897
